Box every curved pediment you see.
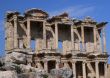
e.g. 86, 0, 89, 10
25, 8, 49, 18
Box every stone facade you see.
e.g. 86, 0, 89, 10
1, 8, 109, 78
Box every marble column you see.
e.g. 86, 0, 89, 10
27, 19, 31, 48
14, 15, 18, 48
93, 27, 97, 51
72, 62, 76, 78
55, 23, 58, 49
81, 26, 85, 51
82, 62, 86, 78
95, 61, 99, 78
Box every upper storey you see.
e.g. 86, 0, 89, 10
5, 8, 108, 55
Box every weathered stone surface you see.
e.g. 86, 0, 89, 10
0, 57, 5, 67
19, 64, 48, 78
11, 52, 27, 64
50, 68, 72, 78
0, 71, 17, 78
5, 52, 30, 65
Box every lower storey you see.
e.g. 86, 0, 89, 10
32, 59, 108, 78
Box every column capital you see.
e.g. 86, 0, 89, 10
104, 62, 108, 64
94, 26, 97, 29
27, 17, 30, 20
13, 15, 17, 19
95, 61, 99, 64
56, 59, 61, 63
44, 58, 48, 62
82, 61, 87, 64
72, 61, 76, 63
63, 60, 68, 63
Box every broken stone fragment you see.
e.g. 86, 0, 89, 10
0, 71, 17, 78
50, 68, 72, 78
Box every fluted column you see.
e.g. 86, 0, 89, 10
27, 19, 31, 48
94, 27, 97, 51
14, 15, 18, 48
82, 62, 86, 78
81, 26, 85, 51
55, 23, 58, 49
72, 62, 76, 78
95, 61, 99, 78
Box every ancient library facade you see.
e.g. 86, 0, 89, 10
5, 8, 109, 78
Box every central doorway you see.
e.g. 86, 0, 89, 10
48, 60, 56, 73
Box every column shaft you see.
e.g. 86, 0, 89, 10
27, 19, 31, 48
44, 61, 48, 72
72, 62, 76, 78
55, 23, 58, 49
94, 27, 97, 51
95, 62, 99, 78
81, 26, 85, 51
37, 62, 43, 69
43, 21, 46, 49
71, 25, 74, 50
83, 62, 86, 78
14, 16, 18, 48
56, 61, 59, 69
